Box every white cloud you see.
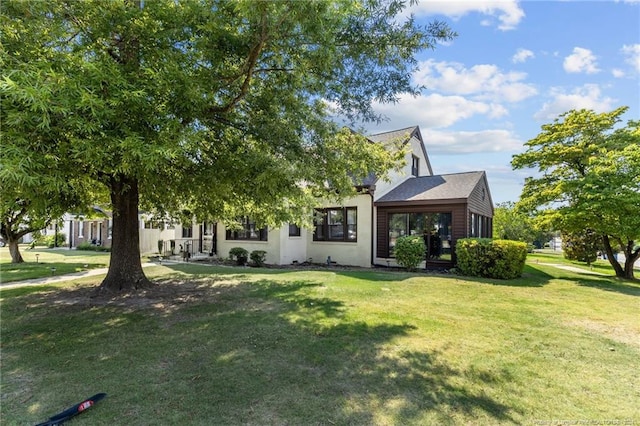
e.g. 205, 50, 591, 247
563, 47, 600, 74
372, 93, 507, 129
534, 84, 616, 120
512, 48, 534, 63
612, 69, 625, 78
621, 44, 640, 73
422, 128, 523, 154
409, 0, 525, 31
415, 59, 538, 103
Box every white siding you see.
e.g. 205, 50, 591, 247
374, 135, 431, 201
306, 193, 374, 268
216, 224, 280, 264
279, 225, 308, 264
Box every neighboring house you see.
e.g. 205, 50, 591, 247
215, 125, 494, 269
37, 208, 112, 249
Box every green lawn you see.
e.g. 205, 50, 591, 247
1, 252, 638, 425
0, 247, 111, 283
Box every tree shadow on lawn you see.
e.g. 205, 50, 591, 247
522, 261, 640, 296
159, 261, 435, 283
1, 276, 518, 425
573, 275, 640, 297
470, 263, 639, 296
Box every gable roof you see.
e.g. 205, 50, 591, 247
368, 126, 433, 176
367, 126, 421, 144
376, 171, 487, 204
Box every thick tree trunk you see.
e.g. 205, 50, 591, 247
99, 175, 153, 292
621, 239, 638, 281
602, 235, 637, 281
8, 239, 24, 263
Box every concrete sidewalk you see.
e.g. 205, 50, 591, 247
537, 263, 607, 276
0, 262, 158, 290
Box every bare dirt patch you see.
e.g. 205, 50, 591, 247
24, 277, 246, 313
566, 319, 640, 348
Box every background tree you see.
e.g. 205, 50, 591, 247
492, 202, 552, 249
561, 230, 599, 265
1, 0, 455, 291
512, 107, 640, 280
0, 154, 91, 263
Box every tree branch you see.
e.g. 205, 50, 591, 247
208, 10, 270, 115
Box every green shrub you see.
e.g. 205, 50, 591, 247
250, 250, 267, 267
76, 241, 111, 252
33, 232, 66, 248
394, 235, 426, 271
229, 247, 248, 265
456, 238, 527, 279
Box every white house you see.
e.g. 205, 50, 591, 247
207, 126, 494, 269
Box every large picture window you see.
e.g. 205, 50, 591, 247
226, 217, 268, 241
314, 207, 357, 242
388, 212, 452, 260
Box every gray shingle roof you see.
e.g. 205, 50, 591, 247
376, 171, 485, 203
367, 126, 420, 144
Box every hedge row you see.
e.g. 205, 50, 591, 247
76, 242, 111, 252
456, 238, 527, 279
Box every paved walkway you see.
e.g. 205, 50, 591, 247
537, 263, 607, 276
0, 262, 159, 290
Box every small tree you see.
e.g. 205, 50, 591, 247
562, 230, 599, 265
394, 235, 425, 271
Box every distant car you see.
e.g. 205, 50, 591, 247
0, 238, 5, 247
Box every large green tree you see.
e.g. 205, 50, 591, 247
1, 0, 455, 291
512, 107, 640, 280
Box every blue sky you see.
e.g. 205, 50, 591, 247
359, 0, 640, 204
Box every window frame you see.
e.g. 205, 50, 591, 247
313, 207, 357, 242
411, 155, 420, 177
387, 212, 452, 259
288, 223, 301, 237
182, 224, 193, 238
226, 217, 268, 241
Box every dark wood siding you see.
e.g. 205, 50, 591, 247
468, 180, 493, 217
376, 210, 389, 258
467, 176, 494, 238
376, 202, 469, 265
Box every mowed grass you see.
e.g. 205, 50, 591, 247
0, 247, 111, 283
1, 254, 638, 425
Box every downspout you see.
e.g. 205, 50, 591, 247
369, 186, 376, 267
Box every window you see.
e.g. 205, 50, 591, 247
226, 217, 268, 241
203, 222, 215, 236
314, 207, 357, 242
388, 212, 452, 260
289, 223, 301, 237
78, 220, 84, 238
182, 225, 193, 238
470, 213, 491, 238
411, 155, 420, 177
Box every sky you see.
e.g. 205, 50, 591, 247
357, 0, 640, 204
